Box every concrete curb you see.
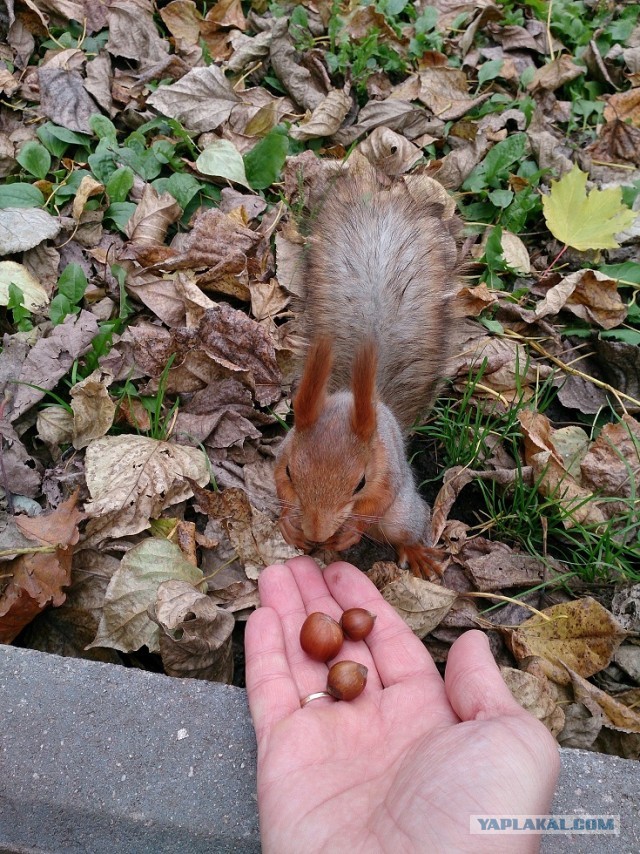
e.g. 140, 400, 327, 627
1, 646, 637, 853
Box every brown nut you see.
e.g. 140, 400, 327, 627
340, 608, 376, 641
326, 660, 368, 701
300, 612, 344, 662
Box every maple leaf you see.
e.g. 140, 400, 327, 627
541, 164, 637, 251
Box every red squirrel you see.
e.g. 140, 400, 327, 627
274, 171, 461, 579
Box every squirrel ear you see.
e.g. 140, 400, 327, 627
351, 340, 377, 442
293, 338, 333, 430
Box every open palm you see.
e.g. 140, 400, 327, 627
245, 557, 560, 853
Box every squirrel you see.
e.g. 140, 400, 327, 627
274, 170, 461, 579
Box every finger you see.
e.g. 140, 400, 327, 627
322, 561, 444, 691
258, 561, 334, 702
288, 557, 383, 691
245, 605, 300, 742
445, 630, 524, 721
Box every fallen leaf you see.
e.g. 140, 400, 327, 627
87, 538, 206, 653
83, 435, 210, 542
124, 184, 182, 245
70, 370, 117, 449
8, 311, 100, 422
106, 1, 169, 66
604, 87, 640, 126
370, 567, 457, 638
501, 667, 565, 736
38, 68, 98, 133
72, 175, 104, 221
0, 208, 61, 254
195, 139, 250, 188
458, 538, 551, 591
506, 597, 627, 685
192, 485, 298, 579
542, 164, 637, 251
418, 66, 490, 120
580, 415, 640, 500
0, 261, 49, 310
147, 66, 240, 133
149, 579, 234, 681
16, 549, 122, 663
0, 493, 84, 643
528, 55, 584, 92
289, 89, 352, 141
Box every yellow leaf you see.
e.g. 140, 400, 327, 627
542, 164, 636, 251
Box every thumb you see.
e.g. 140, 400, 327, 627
445, 630, 525, 721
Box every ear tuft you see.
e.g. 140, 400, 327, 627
293, 338, 333, 430
351, 340, 377, 441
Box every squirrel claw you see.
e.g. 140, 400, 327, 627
397, 543, 448, 581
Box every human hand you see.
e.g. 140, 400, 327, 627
245, 557, 560, 854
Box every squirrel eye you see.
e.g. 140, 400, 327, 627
354, 474, 366, 494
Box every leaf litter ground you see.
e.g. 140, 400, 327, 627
0, 0, 639, 759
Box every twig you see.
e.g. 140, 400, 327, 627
463, 591, 553, 620
505, 330, 640, 411
0, 545, 57, 557
0, 398, 14, 515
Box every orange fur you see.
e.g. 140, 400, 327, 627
350, 340, 377, 442
293, 338, 333, 431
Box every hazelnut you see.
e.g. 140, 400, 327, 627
326, 660, 368, 701
300, 612, 344, 661
340, 608, 376, 641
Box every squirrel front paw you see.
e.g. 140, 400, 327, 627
396, 543, 448, 581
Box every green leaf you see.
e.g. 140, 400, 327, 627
0, 183, 45, 209
16, 141, 52, 180
196, 140, 251, 189
105, 202, 137, 232
90, 115, 118, 141
244, 128, 289, 190
105, 167, 134, 203
542, 164, 637, 251
37, 122, 90, 157
164, 173, 203, 210
598, 261, 640, 285
463, 133, 528, 191
477, 60, 504, 86
57, 263, 88, 304
49, 293, 75, 325
488, 189, 514, 208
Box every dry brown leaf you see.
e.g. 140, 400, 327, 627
69, 370, 116, 449
540, 270, 627, 329
106, 0, 169, 66
0, 493, 83, 643
528, 55, 584, 92
458, 538, 551, 591
147, 65, 240, 133
196, 304, 282, 405
206, 0, 246, 30
604, 87, 640, 126
586, 119, 640, 167
290, 89, 352, 141
580, 415, 640, 500
456, 283, 498, 317
368, 566, 457, 638
501, 667, 565, 736
87, 538, 206, 653
269, 17, 326, 112
357, 127, 422, 175
83, 435, 210, 542
72, 175, 104, 221
192, 485, 299, 579
8, 311, 100, 422
418, 66, 490, 120
37, 67, 98, 133
125, 184, 182, 246
173, 377, 271, 449
16, 549, 122, 663
149, 579, 235, 682
506, 597, 627, 685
